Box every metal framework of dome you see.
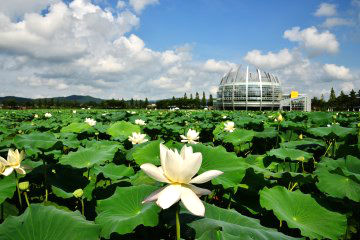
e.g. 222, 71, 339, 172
216, 65, 282, 110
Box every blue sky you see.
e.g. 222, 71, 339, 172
0, 0, 359, 99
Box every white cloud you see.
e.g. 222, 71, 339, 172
116, 1, 126, 9
315, 3, 337, 17
340, 82, 355, 92
0, 0, 232, 99
243, 49, 294, 69
283, 26, 339, 55
129, 0, 159, 14
203, 59, 236, 73
322, 17, 353, 28
323, 64, 353, 80
0, 0, 55, 20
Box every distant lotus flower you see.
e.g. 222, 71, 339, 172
44, 113, 52, 118
135, 119, 146, 126
34, 114, 39, 118
224, 121, 235, 132
87, 107, 91, 110
180, 129, 200, 144
141, 144, 223, 216
84, 118, 96, 126
131, 111, 136, 114
82, 108, 85, 110
73, 110, 77, 114
277, 114, 283, 122
0, 149, 26, 176
222, 116, 227, 119
102, 113, 107, 116
128, 132, 148, 145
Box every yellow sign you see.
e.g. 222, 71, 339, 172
290, 91, 299, 99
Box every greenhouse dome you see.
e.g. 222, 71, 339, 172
216, 65, 282, 110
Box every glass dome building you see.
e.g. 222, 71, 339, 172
216, 65, 282, 110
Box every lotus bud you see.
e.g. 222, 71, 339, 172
299, 134, 303, 140
73, 189, 84, 198
19, 181, 29, 191
277, 114, 283, 122
297, 156, 305, 162
357, 123, 360, 128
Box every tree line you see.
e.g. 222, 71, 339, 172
311, 88, 360, 111
156, 92, 214, 109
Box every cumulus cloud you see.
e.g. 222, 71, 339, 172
116, 1, 126, 9
0, 0, 232, 99
243, 49, 294, 69
129, 0, 159, 14
283, 26, 339, 55
203, 59, 236, 73
314, 3, 337, 17
322, 17, 353, 28
323, 64, 353, 80
0, 0, 55, 20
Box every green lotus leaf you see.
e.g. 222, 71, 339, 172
318, 155, 360, 181
223, 129, 254, 146
59, 143, 118, 168
0, 174, 16, 204
106, 121, 140, 138
132, 140, 161, 165
95, 185, 161, 238
280, 139, 326, 149
254, 127, 277, 139
189, 202, 299, 240
315, 167, 360, 202
191, 144, 249, 189
60, 122, 92, 133
14, 132, 58, 150
307, 124, 356, 139
51, 185, 73, 199
93, 163, 134, 180
0, 204, 100, 240
259, 186, 347, 239
267, 148, 313, 162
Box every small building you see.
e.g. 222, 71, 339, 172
280, 91, 311, 112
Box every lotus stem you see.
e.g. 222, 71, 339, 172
175, 204, 181, 240
14, 172, 23, 207
322, 141, 333, 157
24, 192, 30, 207
1, 203, 3, 221
43, 158, 48, 203
332, 139, 336, 158
81, 199, 85, 216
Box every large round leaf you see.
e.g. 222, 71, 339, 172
223, 129, 254, 146
59, 143, 118, 168
93, 163, 134, 180
0, 175, 16, 204
191, 144, 250, 189
106, 121, 140, 138
60, 122, 92, 133
132, 140, 161, 165
188, 202, 299, 240
14, 132, 58, 150
307, 124, 356, 139
259, 186, 347, 239
0, 204, 100, 240
267, 148, 313, 162
95, 185, 161, 238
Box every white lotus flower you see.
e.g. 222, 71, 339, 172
44, 113, 52, 118
222, 116, 227, 119
141, 144, 223, 216
135, 119, 146, 126
84, 118, 96, 126
73, 110, 77, 114
128, 132, 148, 145
0, 149, 26, 176
224, 121, 235, 132
34, 114, 39, 118
180, 129, 200, 144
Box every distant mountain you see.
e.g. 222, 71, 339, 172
0, 95, 103, 104
51, 95, 103, 104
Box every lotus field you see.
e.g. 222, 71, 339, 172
0, 109, 360, 240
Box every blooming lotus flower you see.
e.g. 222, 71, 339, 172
222, 116, 227, 119
84, 118, 96, 126
180, 129, 200, 144
224, 121, 235, 132
128, 132, 148, 145
0, 149, 26, 176
44, 113, 52, 118
73, 110, 77, 114
141, 144, 223, 216
135, 119, 146, 126
34, 114, 39, 118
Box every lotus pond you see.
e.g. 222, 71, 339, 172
0, 109, 359, 240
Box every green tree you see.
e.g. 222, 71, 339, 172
349, 89, 356, 111
328, 87, 336, 111
183, 93, 187, 99
208, 94, 213, 107
201, 91, 206, 107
